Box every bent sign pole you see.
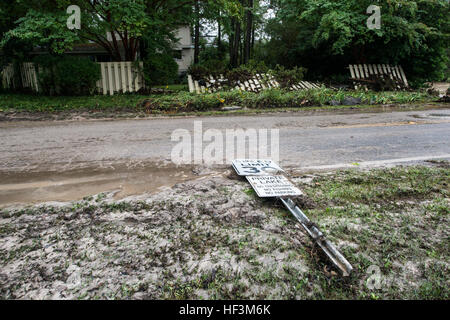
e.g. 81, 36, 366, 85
279, 198, 353, 276
232, 159, 353, 276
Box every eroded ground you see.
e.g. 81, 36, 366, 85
0, 164, 448, 299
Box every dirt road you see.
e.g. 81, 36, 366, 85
1, 105, 449, 206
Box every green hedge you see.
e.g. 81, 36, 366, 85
0, 88, 433, 114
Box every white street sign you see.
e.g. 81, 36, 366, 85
246, 175, 303, 198
232, 159, 283, 176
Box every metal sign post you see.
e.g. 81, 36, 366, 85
232, 159, 353, 276
279, 198, 353, 276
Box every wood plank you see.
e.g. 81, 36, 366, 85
354, 65, 363, 90
381, 64, 387, 75
194, 80, 200, 94
32, 63, 39, 92
363, 64, 369, 78
358, 65, 365, 79
22, 63, 29, 88
349, 65, 356, 79
386, 64, 394, 79
301, 81, 311, 89
384, 64, 393, 81
353, 65, 360, 79
23, 63, 29, 89
120, 63, 127, 93
127, 62, 133, 92
375, 64, 382, 75
371, 64, 378, 75
349, 65, 358, 89
108, 62, 114, 95
140, 61, 145, 89
188, 75, 195, 93
390, 65, 401, 89
398, 65, 408, 87
100, 63, 107, 95
114, 62, 120, 93
394, 65, 402, 82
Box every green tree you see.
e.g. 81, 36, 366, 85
2, 0, 200, 61
264, 0, 449, 84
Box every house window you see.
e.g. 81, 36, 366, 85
173, 50, 182, 60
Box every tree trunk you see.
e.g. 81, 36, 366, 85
230, 18, 241, 68
244, 0, 253, 64
194, 0, 200, 64
217, 11, 222, 51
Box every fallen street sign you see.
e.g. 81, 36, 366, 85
246, 175, 303, 197
231, 159, 353, 276
232, 159, 283, 176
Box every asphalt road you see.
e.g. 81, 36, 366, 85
1, 106, 449, 206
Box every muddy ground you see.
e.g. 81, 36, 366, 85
0, 102, 448, 122
0, 163, 448, 300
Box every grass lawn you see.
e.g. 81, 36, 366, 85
0, 88, 435, 118
1, 164, 448, 299
152, 84, 189, 92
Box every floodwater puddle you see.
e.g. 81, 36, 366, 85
0, 163, 221, 208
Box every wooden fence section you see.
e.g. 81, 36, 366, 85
1, 62, 40, 92
349, 64, 408, 89
97, 61, 145, 95
1, 61, 145, 95
188, 74, 322, 94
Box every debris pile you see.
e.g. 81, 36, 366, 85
188, 73, 322, 94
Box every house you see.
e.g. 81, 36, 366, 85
77, 26, 194, 74
11, 26, 194, 74
172, 26, 195, 74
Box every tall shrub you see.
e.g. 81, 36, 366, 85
34, 55, 101, 95
143, 53, 178, 88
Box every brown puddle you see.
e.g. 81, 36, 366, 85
0, 164, 215, 208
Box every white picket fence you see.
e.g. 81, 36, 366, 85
348, 64, 408, 90
98, 61, 145, 95
1, 61, 146, 95
1, 62, 40, 92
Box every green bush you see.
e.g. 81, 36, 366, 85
201, 59, 227, 74
243, 59, 269, 74
187, 64, 210, 81
33, 55, 100, 95
57, 57, 101, 95
270, 65, 307, 89
143, 53, 178, 88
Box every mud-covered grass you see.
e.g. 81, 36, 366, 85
293, 165, 449, 299
0, 165, 448, 299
